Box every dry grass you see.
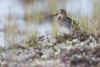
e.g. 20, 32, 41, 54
1, 0, 100, 49
0, 0, 100, 65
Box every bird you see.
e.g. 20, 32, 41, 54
44, 9, 81, 34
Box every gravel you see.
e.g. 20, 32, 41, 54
0, 34, 100, 67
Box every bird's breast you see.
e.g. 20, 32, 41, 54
57, 19, 72, 34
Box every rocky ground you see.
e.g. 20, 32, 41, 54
0, 34, 100, 67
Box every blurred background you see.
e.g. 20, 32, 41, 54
0, 0, 100, 47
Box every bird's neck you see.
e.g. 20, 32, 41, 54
57, 14, 66, 20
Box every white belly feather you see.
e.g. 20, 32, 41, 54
57, 23, 73, 34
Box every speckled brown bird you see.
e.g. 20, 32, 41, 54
44, 9, 80, 34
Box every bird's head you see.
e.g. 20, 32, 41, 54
44, 9, 67, 20
58, 9, 67, 16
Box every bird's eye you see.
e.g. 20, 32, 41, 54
60, 11, 63, 13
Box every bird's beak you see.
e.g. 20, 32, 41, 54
44, 13, 58, 20
53, 13, 58, 16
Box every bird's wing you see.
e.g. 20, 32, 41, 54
66, 17, 80, 33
